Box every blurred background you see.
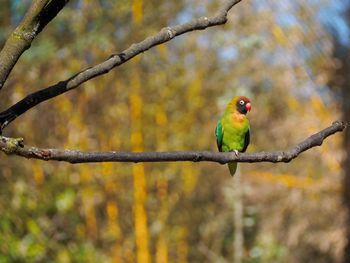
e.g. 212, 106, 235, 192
0, 0, 349, 262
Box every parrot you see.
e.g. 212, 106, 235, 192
215, 96, 251, 176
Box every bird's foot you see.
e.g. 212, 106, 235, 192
233, 150, 239, 156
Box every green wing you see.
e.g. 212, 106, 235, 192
215, 119, 224, 152
241, 128, 250, 153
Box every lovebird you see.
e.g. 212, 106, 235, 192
215, 96, 251, 176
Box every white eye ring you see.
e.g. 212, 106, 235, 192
239, 100, 244, 105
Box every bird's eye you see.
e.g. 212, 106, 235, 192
239, 100, 244, 105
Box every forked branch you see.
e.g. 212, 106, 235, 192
0, 121, 346, 164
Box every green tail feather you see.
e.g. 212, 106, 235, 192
228, 162, 237, 176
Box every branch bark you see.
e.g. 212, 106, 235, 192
0, 0, 69, 90
0, 121, 346, 164
0, 0, 242, 131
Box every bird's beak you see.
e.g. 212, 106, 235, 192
246, 102, 251, 112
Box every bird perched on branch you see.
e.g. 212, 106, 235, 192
215, 96, 251, 176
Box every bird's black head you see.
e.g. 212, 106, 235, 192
235, 96, 251, 115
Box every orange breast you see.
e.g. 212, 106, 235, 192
231, 112, 246, 123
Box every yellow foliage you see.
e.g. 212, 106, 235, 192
156, 236, 168, 263
133, 198, 150, 262
32, 161, 44, 185
111, 243, 123, 263
107, 201, 118, 222
176, 227, 188, 263
181, 163, 198, 195
101, 162, 113, 177
272, 26, 288, 46
156, 110, 168, 126
83, 194, 97, 238
157, 45, 168, 60
130, 94, 142, 120
287, 97, 300, 111
187, 72, 203, 108
249, 171, 316, 189
106, 201, 121, 239
79, 165, 93, 183
68, 57, 84, 71
131, 131, 144, 151
56, 96, 72, 115
132, 161, 150, 263
310, 96, 331, 122
76, 224, 86, 239
12, 83, 24, 102
132, 0, 143, 25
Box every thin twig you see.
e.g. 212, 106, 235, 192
0, 121, 346, 164
0, 0, 242, 131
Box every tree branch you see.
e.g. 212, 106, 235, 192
0, 0, 69, 90
0, 0, 242, 131
0, 121, 346, 164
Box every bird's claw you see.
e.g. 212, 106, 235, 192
233, 150, 239, 156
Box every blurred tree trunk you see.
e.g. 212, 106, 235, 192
340, 59, 350, 263
130, 66, 150, 263
331, 9, 350, 263
340, 54, 350, 263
